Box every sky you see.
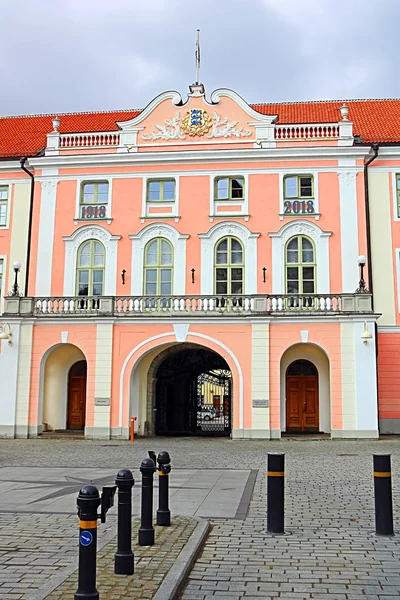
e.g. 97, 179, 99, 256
1, 0, 400, 116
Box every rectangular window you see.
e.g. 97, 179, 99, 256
147, 180, 176, 202
284, 175, 314, 199
215, 177, 244, 201
80, 182, 109, 219
0, 259, 3, 295
396, 174, 400, 218
0, 186, 9, 226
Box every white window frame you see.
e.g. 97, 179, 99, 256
74, 178, 113, 224
269, 220, 331, 294
141, 176, 180, 220
63, 225, 120, 296
129, 223, 188, 295
392, 172, 400, 222
279, 172, 319, 220
0, 184, 12, 229
199, 221, 259, 295
210, 174, 249, 218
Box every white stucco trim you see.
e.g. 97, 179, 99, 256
35, 180, 58, 295
199, 221, 260, 294
354, 321, 378, 432
269, 220, 332, 294
209, 173, 248, 216
129, 223, 189, 295
338, 169, 359, 292
63, 225, 121, 296
119, 330, 244, 430
142, 175, 180, 218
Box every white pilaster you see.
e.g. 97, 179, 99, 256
15, 322, 33, 437
340, 322, 356, 431
251, 323, 270, 438
36, 180, 58, 295
338, 170, 359, 292
0, 322, 21, 437
354, 320, 379, 437
90, 322, 113, 439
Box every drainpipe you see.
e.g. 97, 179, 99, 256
363, 143, 379, 433
20, 158, 35, 296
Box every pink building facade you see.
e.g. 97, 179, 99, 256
1, 84, 399, 439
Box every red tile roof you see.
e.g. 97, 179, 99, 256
1, 99, 399, 158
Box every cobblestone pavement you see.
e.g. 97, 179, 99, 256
0, 437, 400, 599
45, 517, 196, 600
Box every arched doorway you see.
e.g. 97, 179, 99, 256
153, 345, 232, 436
67, 360, 87, 430
286, 359, 319, 432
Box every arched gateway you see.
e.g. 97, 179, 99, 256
146, 344, 232, 436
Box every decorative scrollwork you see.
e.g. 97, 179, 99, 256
206, 111, 251, 138
141, 113, 186, 141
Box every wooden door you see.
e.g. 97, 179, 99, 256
286, 360, 319, 432
67, 363, 87, 430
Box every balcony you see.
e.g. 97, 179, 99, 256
4, 293, 373, 318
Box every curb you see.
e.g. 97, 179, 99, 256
153, 517, 211, 600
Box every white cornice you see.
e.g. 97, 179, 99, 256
25, 145, 376, 170
209, 89, 278, 123
116, 90, 183, 128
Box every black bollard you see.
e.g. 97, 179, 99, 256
138, 457, 156, 546
74, 484, 101, 600
157, 451, 171, 526
266, 453, 285, 534
373, 454, 394, 536
114, 469, 135, 575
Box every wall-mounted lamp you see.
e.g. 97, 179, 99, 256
8, 260, 22, 297
361, 321, 373, 345
355, 255, 369, 293
262, 267, 267, 283
191, 268, 195, 284
121, 269, 126, 285
0, 323, 12, 345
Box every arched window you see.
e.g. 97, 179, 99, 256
76, 240, 105, 297
215, 237, 244, 295
285, 236, 315, 307
144, 238, 173, 296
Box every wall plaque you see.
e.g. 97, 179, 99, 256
252, 399, 269, 408
95, 397, 110, 406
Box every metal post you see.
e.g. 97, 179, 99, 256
114, 469, 135, 575
157, 451, 171, 526
74, 484, 101, 600
266, 453, 285, 534
373, 454, 394, 536
138, 457, 156, 546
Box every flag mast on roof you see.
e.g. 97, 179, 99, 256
190, 29, 205, 96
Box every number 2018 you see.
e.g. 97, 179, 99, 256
284, 200, 315, 214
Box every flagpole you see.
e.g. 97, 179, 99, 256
195, 28, 200, 84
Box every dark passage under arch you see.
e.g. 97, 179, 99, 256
155, 347, 232, 436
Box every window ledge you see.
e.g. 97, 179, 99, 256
209, 214, 250, 222
140, 215, 181, 223
279, 213, 320, 221
73, 217, 113, 225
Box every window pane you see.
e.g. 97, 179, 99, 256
216, 268, 227, 281
78, 284, 89, 296
148, 181, 161, 201
160, 282, 172, 295
303, 280, 315, 293
217, 179, 229, 199
83, 184, 95, 204
0, 187, 8, 200
300, 177, 313, 197
231, 281, 243, 294
98, 183, 108, 194
92, 270, 104, 283
287, 281, 299, 294
302, 250, 314, 263
160, 240, 172, 265
216, 251, 227, 264
288, 238, 298, 250
145, 282, 157, 294
231, 251, 243, 264
146, 241, 158, 265
93, 254, 104, 267
145, 269, 157, 283
302, 238, 312, 251
94, 242, 104, 256
160, 269, 172, 282
285, 177, 297, 198
231, 178, 244, 199
287, 250, 298, 263
79, 271, 89, 283
149, 190, 160, 201
216, 281, 227, 294
287, 267, 298, 280
231, 268, 243, 281
79, 250, 90, 267
163, 181, 175, 201
303, 267, 314, 280
92, 283, 103, 295
0, 203, 7, 226
231, 239, 242, 252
